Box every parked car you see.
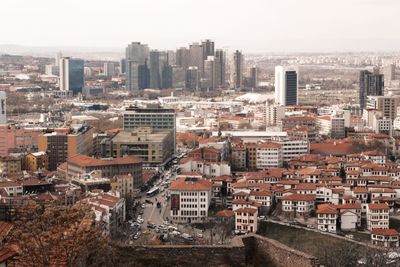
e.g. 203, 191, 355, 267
257, 216, 266, 221
133, 232, 141, 240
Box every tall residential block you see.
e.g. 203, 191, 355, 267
274, 66, 298, 106
359, 69, 384, 110
60, 57, 84, 95
232, 50, 244, 89
125, 42, 149, 90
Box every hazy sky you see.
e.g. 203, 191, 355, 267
2, 0, 400, 52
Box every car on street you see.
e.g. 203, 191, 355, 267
257, 216, 266, 221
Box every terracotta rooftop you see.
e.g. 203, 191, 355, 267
371, 229, 398, 236
169, 178, 212, 191
368, 203, 390, 210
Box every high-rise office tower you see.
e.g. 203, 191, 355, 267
384, 64, 396, 83
274, 66, 298, 106
171, 66, 185, 88
0, 91, 6, 125
176, 47, 190, 71
59, 57, 84, 95
162, 65, 173, 89
120, 59, 126, 74
55, 51, 62, 66
126, 42, 149, 90
149, 50, 161, 88
250, 66, 258, 89
167, 50, 176, 66
232, 50, 244, 89
186, 66, 199, 90
215, 49, 226, 88
359, 69, 384, 110
103, 62, 116, 77
189, 43, 203, 74
204, 56, 216, 89
201, 39, 215, 74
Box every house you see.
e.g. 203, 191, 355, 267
317, 204, 337, 232
340, 210, 358, 231
366, 203, 390, 231
234, 207, 258, 234
179, 157, 231, 178
281, 193, 316, 217
371, 229, 399, 247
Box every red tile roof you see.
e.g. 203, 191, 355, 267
368, 203, 390, 210
281, 193, 316, 202
317, 204, 337, 214
216, 210, 235, 218
169, 178, 212, 191
371, 229, 398, 236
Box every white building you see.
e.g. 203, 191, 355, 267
169, 177, 212, 223
366, 203, 390, 231
256, 142, 283, 169
281, 193, 315, 216
277, 139, 309, 162
234, 207, 258, 233
371, 229, 399, 247
317, 204, 337, 233
274, 66, 298, 106
179, 158, 231, 177
317, 115, 345, 139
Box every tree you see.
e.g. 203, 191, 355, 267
6, 201, 115, 267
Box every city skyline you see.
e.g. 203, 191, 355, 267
2, 0, 400, 53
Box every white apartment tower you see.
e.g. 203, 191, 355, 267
275, 66, 298, 106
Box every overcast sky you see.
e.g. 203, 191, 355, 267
1, 0, 400, 53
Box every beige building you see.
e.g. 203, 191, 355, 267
24, 151, 49, 171
38, 125, 94, 170
101, 127, 174, 165
111, 174, 139, 196
0, 156, 22, 175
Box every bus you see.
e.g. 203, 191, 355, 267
146, 187, 160, 197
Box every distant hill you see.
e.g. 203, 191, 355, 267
0, 44, 124, 61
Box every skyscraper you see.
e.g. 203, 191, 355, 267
59, 57, 84, 95
176, 47, 190, 70
171, 66, 185, 88
120, 59, 126, 74
274, 66, 298, 106
189, 43, 203, 74
384, 64, 396, 84
232, 50, 244, 89
126, 42, 149, 90
186, 67, 199, 90
201, 39, 215, 74
204, 56, 216, 89
149, 50, 161, 88
103, 62, 116, 77
0, 91, 6, 125
359, 69, 384, 110
215, 49, 226, 88
55, 51, 62, 66
250, 66, 258, 89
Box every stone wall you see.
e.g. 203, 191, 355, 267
114, 234, 319, 267
114, 236, 246, 267
243, 234, 319, 267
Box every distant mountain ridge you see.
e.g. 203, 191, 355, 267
0, 44, 124, 61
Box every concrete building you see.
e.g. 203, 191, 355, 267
317, 115, 345, 139
215, 49, 226, 88
275, 66, 298, 106
255, 142, 283, 169
123, 104, 176, 152
179, 157, 231, 178
232, 50, 244, 89
171, 66, 185, 88
186, 67, 199, 90
101, 127, 174, 165
25, 151, 49, 171
249, 66, 258, 89
0, 125, 42, 157
175, 47, 190, 71
59, 57, 84, 95
0, 156, 22, 175
45, 65, 59, 76
0, 91, 5, 125
359, 69, 384, 111
103, 62, 116, 77
367, 95, 399, 121
65, 154, 143, 188
189, 43, 203, 74
110, 174, 139, 197
203, 56, 216, 89
125, 42, 150, 90
38, 125, 94, 170
169, 177, 212, 223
